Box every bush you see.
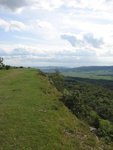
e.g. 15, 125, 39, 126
49, 70, 64, 92
98, 119, 113, 143
88, 111, 99, 127
37, 69, 47, 77
5, 65, 11, 70
19, 66, 24, 68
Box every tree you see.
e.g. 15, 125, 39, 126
50, 69, 64, 92
98, 119, 113, 143
0, 57, 4, 68
62, 90, 85, 118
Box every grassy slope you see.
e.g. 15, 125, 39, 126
0, 69, 111, 150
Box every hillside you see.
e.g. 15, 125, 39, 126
61, 66, 113, 80
38, 66, 113, 73
65, 66, 113, 72
0, 69, 112, 150
38, 66, 113, 80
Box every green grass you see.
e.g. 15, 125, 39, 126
62, 71, 113, 80
0, 68, 112, 149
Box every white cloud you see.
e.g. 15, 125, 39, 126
0, 19, 9, 32
0, 18, 28, 32
34, 20, 58, 39
61, 33, 104, 48
0, 1, 105, 12
28, 0, 113, 12
0, 42, 112, 67
0, 0, 27, 12
0, 0, 113, 66
0, 0, 113, 13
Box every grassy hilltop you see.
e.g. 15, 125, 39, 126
0, 68, 112, 150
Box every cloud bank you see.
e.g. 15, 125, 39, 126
0, 0, 113, 66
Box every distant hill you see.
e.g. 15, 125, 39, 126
38, 66, 113, 73
37, 66, 113, 80
68, 66, 113, 72
37, 66, 69, 73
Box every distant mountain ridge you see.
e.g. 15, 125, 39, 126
37, 66, 113, 73
68, 66, 113, 72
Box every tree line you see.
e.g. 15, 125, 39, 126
0, 57, 10, 70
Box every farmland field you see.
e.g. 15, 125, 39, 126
62, 71, 113, 80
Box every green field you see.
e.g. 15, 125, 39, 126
0, 68, 112, 149
62, 71, 113, 80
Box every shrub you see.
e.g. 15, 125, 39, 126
20, 66, 24, 68
49, 70, 64, 92
37, 69, 47, 77
98, 119, 113, 143
5, 65, 11, 70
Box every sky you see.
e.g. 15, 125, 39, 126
0, 0, 113, 67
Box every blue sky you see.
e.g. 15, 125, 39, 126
0, 0, 113, 67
